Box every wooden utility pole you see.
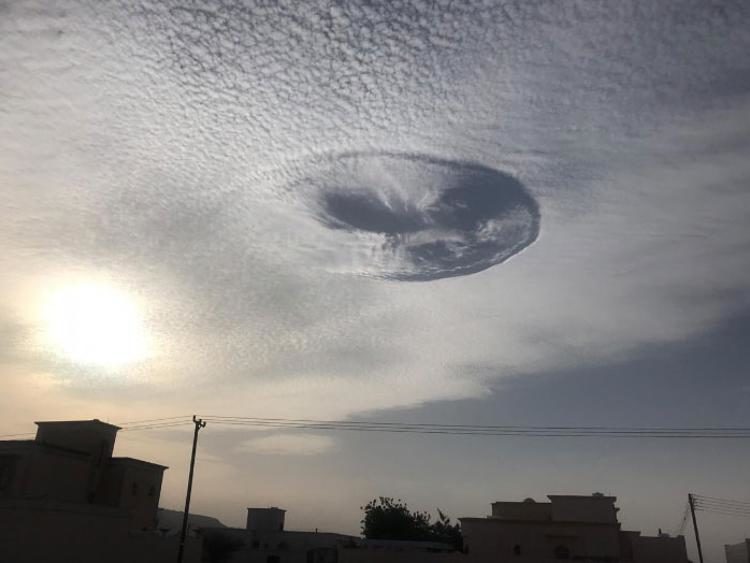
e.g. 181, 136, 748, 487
688, 493, 704, 563
176, 415, 206, 563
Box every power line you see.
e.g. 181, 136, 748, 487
4, 415, 750, 439
197, 415, 750, 439
692, 494, 750, 509
696, 509, 750, 519
693, 503, 750, 516
691, 494, 750, 521
672, 502, 690, 536
694, 507, 750, 520
204, 423, 750, 438
693, 501, 750, 514
117, 415, 193, 426
199, 415, 750, 432
120, 421, 193, 432
694, 500, 750, 512
0, 416, 194, 439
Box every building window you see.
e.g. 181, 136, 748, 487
266, 557, 280, 563
554, 545, 570, 559
513, 544, 522, 556
148, 485, 156, 497
252, 540, 260, 549
131, 482, 138, 496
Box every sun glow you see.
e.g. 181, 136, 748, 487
44, 282, 149, 367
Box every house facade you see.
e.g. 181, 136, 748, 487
460, 494, 688, 563
0, 419, 165, 530
0, 419, 199, 563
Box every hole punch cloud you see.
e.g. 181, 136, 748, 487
299, 152, 540, 281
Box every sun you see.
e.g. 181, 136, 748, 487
43, 281, 149, 367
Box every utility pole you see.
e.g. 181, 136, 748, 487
176, 415, 206, 563
688, 493, 704, 563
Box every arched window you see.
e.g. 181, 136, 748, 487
554, 545, 570, 559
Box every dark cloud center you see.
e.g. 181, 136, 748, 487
309, 153, 540, 281
322, 191, 428, 234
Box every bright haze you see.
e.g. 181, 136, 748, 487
1, 1, 749, 561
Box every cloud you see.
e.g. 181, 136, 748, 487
0, 0, 748, 424
237, 434, 336, 456
303, 152, 540, 280
2, 1, 750, 550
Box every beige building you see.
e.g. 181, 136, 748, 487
726, 539, 750, 563
460, 494, 688, 563
0, 419, 166, 530
201, 495, 687, 563
0, 419, 199, 563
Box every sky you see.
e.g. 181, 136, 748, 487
1, 0, 749, 561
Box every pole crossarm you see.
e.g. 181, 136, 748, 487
688, 493, 704, 563
176, 415, 206, 563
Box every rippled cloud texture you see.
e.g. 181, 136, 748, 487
1, 1, 750, 428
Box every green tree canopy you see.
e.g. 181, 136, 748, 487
360, 497, 462, 550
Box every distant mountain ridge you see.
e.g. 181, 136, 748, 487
157, 508, 226, 534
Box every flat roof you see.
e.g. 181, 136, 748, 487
109, 456, 168, 470
492, 500, 552, 505
491, 494, 617, 505
35, 419, 122, 431
547, 494, 617, 501
201, 527, 357, 540
358, 539, 454, 549
460, 517, 620, 528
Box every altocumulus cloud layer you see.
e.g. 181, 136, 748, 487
1, 1, 750, 424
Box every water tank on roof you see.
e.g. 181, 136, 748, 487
246, 507, 286, 532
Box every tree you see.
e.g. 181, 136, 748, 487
360, 497, 462, 550
431, 509, 463, 551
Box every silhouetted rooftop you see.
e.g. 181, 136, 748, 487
0, 439, 91, 457
109, 457, 168, 470
34, 419, 122, 431
547, 494, 618, 501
